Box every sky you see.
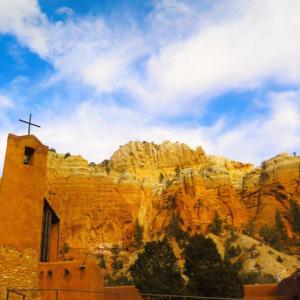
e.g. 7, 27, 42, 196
0, 0, 299, 170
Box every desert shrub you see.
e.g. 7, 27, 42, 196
98, 254, 106, 268
64, 152, 71, 158
275, 210, 288, 240
175, 165, 181, 178
225, 245, 242, 259
104, 274, 133, 286
166, 195, 177, 209
259, 224, 278, 245
105, 166, 111, 175
111, 245, 123, 271
209, 212, 223, 235
243, 221, 255, 237
290, 200, 300, 232
241, 271, 276, 284
194, 199, 203, 209
133, 219, 144, 249
166, 212, 189, 246
277, 255, 284, 263
159, 172, 164, 183
255, 263, 262, 270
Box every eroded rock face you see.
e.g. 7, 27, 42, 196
242, 153, 300, 234
45, 142, 300, 253
107, 141, 207, 181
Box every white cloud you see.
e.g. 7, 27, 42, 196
0, 95, 14, 109
0, 94, 15, 174
0, 0, 49, 57
0, 0, 299, 172
0, 90, 299, 174
56, 7, 74, 17
24, 90, 298, 168
138, 0, 300, 112
204, 91, 300, 163
2, 0, 300, 113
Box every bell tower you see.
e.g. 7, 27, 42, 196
0, 134, 49, 252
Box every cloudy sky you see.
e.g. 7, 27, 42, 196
0, 0, 299, 170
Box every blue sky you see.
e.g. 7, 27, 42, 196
0, 0, 299, 170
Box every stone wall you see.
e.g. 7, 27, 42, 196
0, 246, 39, 300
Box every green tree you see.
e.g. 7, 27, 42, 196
130, 238, 184, 295
290, 199, 300, 232
275, 210, 287, 240
98, 254, 106, 269
111, 245, 123, 271
175, 165, 180, 178
243, 221, 255, 237
166, 212, 189, 246
184, 234, 243, 298
259, 224, 278, 246
134, 219, 144, 249
159, 172, 164, 183
209, 212, 223, 235
240, 271, 276, 284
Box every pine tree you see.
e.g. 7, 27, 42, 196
290, 199, 300, 232
98, 254, 106, 269
259, 224, 277, 246
275, 210, 287, 240
184, 234, 243, 298
209, 212, 223, 235
175, 165, 180, 178
166, 212, 189, 246
130, 238, 184, 295
159, 172, 164, 183
111, 245, 123, 271
134, 219, 144, 249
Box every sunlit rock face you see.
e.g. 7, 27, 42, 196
45, 142, 300, 252
241, 153, 300, 235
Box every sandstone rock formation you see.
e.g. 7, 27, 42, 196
242, 153, 300, 235
45, 141, 300, 261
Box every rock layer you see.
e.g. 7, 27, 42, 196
45, 142, 300, 253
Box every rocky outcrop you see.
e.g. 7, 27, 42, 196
242, 153, 300, 234
107, 141, 207, 181
45, 142, 300, 256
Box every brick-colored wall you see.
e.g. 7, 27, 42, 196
0, 134, 48, 252
0, 246, 39, 300
39, 261, 104, 300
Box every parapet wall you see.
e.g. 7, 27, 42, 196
39, 260, 104, 300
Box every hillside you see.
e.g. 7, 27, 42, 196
45, 141, 300, 280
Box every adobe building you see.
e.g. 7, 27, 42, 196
244, 271, 300, 300
0, 134, 104, 300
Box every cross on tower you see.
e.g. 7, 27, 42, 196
19, 114, 41, 135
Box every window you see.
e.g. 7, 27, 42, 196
40, 200, 59, 262
23, 147, 35, 165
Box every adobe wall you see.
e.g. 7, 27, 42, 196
244, 284, 291, 300
0, 245, 39, 300
39, 261, 104, 300
0, 134, 48, 252
0, 135, 48, 299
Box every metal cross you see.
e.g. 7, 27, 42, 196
19, 114, 41, 135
